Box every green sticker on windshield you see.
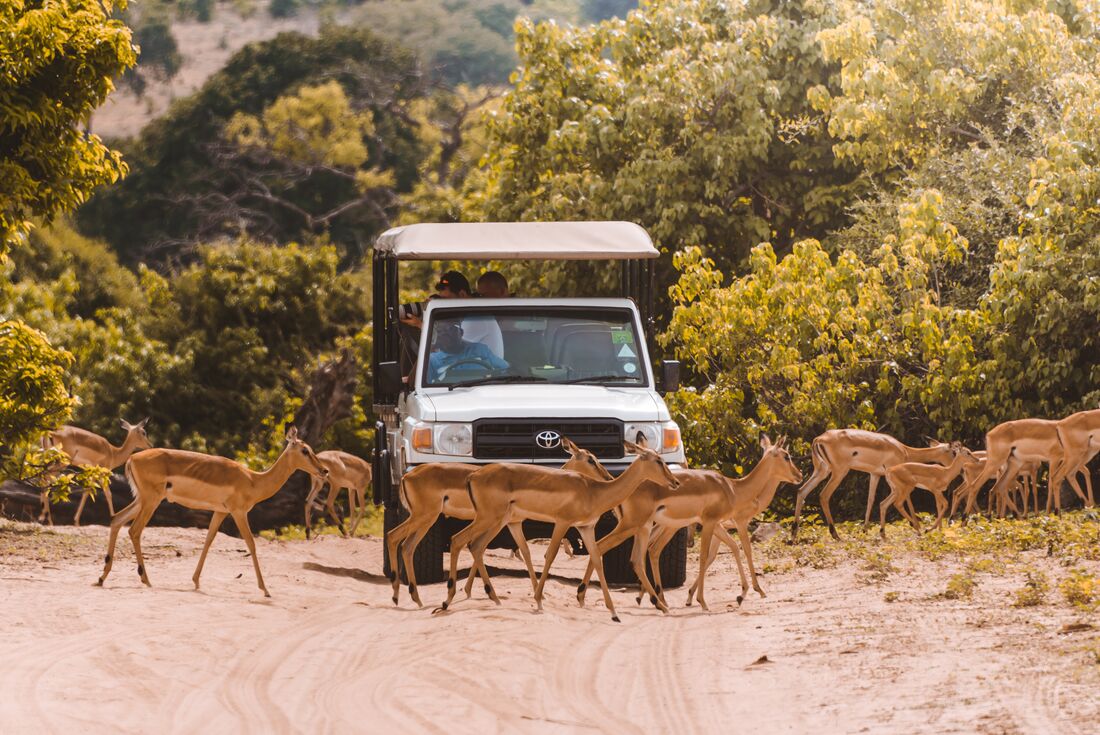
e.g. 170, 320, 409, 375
611, 330, 634, 344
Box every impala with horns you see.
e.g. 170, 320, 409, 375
40, 418, 151, 526
97, 427, 327, 597
370, 221, 689, 588
435, 439, 679, 622
386, 441, 612, 608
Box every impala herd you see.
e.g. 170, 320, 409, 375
27, 405, 1099, 620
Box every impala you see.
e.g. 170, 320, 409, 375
879, 443, 976, 537
1049, 407, 1100, 511
577, 435, 801, 612
435, 439, 679, 622
950, 419, 1072, 521
40, 418, 151, 526
791, 430, 954, 541
304, 450, 372, 539
97, 427, 327, 597
387, 443, 611, 607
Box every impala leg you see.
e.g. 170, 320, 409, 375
326, 484, 347, 538
103, 477, 115, 517
437, 518, 491, 614
533, 523, 570, 612
898, 494, 922, 534
466, 518, 508, 604
878, 487, 897, 539
576, 524, 622, 621
127, 500, 161, 587
695, 522, 717, 612
692, 526, 743, 605
578, 521, 633, 606
349, 485, 366, 536
506, 522, 539, 593
629, 524, 667, 613
646, 526, 677, 608
193, 511, 228, 590
304, 475, 324, 539
402, 525, 431, 607
97, 498, 141, 586
385, 513, 417, 605
74, 489, 89, 527
735, 523, 765, 598
791, 467, 831, 541
231, 511, 268, 598
930, 489, 948, 531
817, 473, 847, 541
470, 521, 508, 607
38, 487, 53, 526
863, 474, 881, 529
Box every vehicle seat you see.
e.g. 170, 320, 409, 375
557, 329, 617, 376
502, 330, 547, 374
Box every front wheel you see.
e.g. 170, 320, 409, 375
382, 502, 447, 585
598, 517, 688, 589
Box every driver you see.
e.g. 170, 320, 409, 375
428, 322, 509, 382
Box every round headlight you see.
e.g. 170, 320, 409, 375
435, 424, 473, 456
625, 423, 660, 451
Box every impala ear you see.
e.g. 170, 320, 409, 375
120, 419, 131, 430
623, 440, 642, 454
561, 437, 581, 455
760, 434, 772, 451
286, 426, 299, 442
138, 417, 150, 429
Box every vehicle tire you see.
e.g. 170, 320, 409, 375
596, 518, 688, 589
382, 502, 447, 585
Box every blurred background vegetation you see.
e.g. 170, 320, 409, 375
4, 0, 1100, 524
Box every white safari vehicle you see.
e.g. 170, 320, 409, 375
371, 222, 688, 585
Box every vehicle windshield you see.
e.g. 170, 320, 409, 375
422, 307, 647, 388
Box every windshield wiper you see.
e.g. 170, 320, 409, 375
446, 375, 549, 391
561, 374, 639, 384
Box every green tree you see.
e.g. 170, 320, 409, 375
77, 26, 424, 265
478, 0, 861, 281
0, 0, 135, 252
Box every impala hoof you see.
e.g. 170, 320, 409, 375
391, 595, 399, 606
611, 615, 621, 623
736, 595, 744, 606
431, 603, 448, 615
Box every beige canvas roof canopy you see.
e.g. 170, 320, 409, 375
374, 221, 659, 260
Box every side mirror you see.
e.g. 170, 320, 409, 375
660, 360, 681, 394
378, 361, 404, 396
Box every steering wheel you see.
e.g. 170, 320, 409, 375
438, 357, 497, 380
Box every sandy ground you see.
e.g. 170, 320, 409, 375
1, 522, 1098, 734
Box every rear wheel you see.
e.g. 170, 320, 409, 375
382, 502, 447, 585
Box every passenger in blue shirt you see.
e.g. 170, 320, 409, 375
428, 323, 509, 382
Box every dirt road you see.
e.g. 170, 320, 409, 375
1, 522, 1096, 733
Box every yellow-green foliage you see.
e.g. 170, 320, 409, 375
1059, 569, 1100, 610
0, 0, 136, 250
260, 505, 384, 541
944, 573, 976, 600
1013, 571, 1049, 608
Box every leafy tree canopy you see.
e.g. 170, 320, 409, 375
76, 25, 424, 265
0, 0, 136, 252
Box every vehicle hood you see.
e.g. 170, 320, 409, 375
419, 384, 668, 422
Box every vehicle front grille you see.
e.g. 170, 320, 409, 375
472, 419, 625, 461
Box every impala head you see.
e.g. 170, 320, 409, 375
760, 434, 802, 484
285, 427, 328, 478
120, 417, 152, 450
949, 441, 977, 464
561, 438, 614, 480
624, 438, 680, 488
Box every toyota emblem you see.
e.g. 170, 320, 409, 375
535, 430, 562, 449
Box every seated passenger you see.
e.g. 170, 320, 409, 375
428, 323, 509, 382
461, 271, 509, 358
